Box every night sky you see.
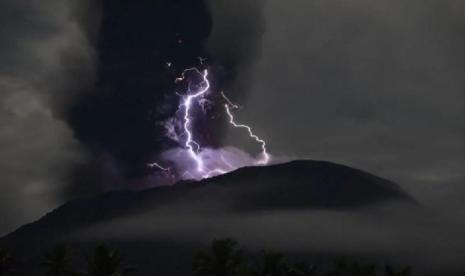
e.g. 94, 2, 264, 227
1, 0, 465, 264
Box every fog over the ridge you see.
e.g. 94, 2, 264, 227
75, 199, 464, 275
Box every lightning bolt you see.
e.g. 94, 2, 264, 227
179, 68, 210, 173
221, 91, 240, 109
223, 93, 270, 165
148, 162, 171, 172
149, 65, 271, 182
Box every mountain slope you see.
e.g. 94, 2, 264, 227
0, 160, 416, 275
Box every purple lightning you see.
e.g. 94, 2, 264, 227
148, 162, 170, 172
179, 68, 210, 173
223, 100, 270, 165
148, 64, 272, 183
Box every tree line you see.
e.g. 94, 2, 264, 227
0, 239, 412, 276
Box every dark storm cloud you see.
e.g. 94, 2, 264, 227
230, 0, 465, 209
66, 0, 213, 192
0, 0, 98, 234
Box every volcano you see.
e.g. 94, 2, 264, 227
0, 160, 415, 275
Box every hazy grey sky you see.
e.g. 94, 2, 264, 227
0, 0, 95, 234
223, 0, 465, 213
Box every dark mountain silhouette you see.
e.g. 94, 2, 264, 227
0, 160, 415, 275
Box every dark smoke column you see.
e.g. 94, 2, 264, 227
67, 0, 267, 191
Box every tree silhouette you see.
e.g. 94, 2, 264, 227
42, 245, 77, 276
1, 239, 416, 276
287, 262, 318, 276
193, 238, 245, 276
0, 247, 19, 276
86, 245, 134, 276
385, 265, 412, 276
327, 257, 377, 276
326, 257, 349, 276
348, 262, 377, 276
254, 252, 289, 276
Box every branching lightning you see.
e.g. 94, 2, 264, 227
148, 64, 271, 182
223, 102, 270, 165
180, 68, 210, 173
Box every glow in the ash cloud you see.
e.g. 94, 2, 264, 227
149, 66, 271, 182
160, 146, 261, 180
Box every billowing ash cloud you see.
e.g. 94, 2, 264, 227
0, 0, 269, 234
0, 0, 98, 234
66, 0, 269, 188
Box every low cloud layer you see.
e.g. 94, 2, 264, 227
76, 199, 465, 275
